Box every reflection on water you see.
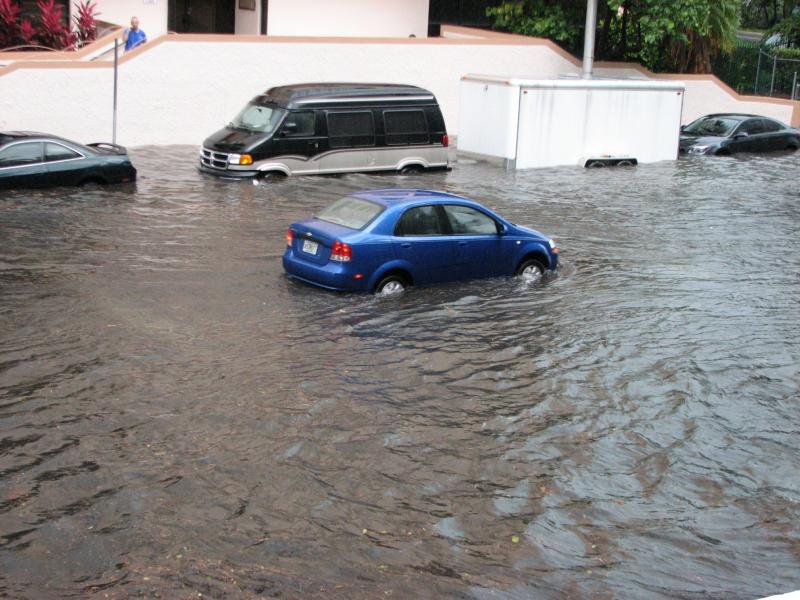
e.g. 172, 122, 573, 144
1, 148, 799, 599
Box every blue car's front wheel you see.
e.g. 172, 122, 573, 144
517, 258, 545, 282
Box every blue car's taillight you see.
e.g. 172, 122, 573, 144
330, 240, 352, 262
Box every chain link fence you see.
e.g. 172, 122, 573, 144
713, 41, 800, 100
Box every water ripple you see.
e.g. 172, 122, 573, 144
1, 146, 799, 598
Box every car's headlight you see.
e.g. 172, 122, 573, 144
549, 238, 560, 253
228, 153, 253, 166
688, 144, 710, 154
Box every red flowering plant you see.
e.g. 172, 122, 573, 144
18, 15, 36, 44
0, 0, 97, 50
73, 0, 98, 47
35, 0, 76, 50
0, 0, 22, 47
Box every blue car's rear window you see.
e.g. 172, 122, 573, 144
317, 197, 384, 230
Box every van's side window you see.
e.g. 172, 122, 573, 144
384, 110, 429, 146
281, 112, 315, 137
327, 111, 375, 148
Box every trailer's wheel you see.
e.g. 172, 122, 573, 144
586, 160, 606, 168
616, 160, 635, 167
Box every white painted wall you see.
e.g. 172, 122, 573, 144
235, 4, 261, 35
267, 0, 429, 38
676, 78, 795, 125
0, 37, 795, 149
87, 0, 169, 39
0, 39, 576, 147
594, 66, 796, 126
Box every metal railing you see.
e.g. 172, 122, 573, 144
754, 48, 800, 98
713, 43, 800, 100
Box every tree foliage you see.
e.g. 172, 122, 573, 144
764, 11, 800, 47
486, 0, 741, 73
741, 0, 799, 29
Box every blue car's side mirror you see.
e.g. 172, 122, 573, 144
497, 224, 508, 236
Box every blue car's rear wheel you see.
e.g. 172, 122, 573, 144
375, 274, 407, 296
517, 258, 545, 282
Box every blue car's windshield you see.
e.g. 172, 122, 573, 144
229, 102, 286, 134
318, 197, 384, 230
683, 116, 739, 137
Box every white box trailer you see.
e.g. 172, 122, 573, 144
458, 74, 685, 169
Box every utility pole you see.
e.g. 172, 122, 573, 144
113, 38, 119, 144
582, 0, 598, 78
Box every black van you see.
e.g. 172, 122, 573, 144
199, 83, 449, 179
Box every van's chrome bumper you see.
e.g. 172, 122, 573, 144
198, 161, 257, 178
199, 147, 259, 177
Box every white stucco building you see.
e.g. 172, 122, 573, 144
86, 0, 429, 39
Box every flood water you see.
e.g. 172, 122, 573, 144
1, 147, 799, 599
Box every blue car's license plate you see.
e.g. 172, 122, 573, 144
302, 240, 318, 255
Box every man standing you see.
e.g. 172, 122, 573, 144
123, 16, 147, 52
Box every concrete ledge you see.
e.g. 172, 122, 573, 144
0, 27, 123, 66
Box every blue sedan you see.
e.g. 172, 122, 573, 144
282, 189, 559, 295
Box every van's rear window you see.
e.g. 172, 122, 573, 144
317, 197, 384, 230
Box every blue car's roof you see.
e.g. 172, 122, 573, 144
350, 189, 471, 207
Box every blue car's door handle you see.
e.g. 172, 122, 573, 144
458, 241, 468, 246
400, 243, 411, 248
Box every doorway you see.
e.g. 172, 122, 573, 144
168, 0, 235, 33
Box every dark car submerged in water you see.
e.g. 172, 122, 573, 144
0, 132, 137, 190
679, 113, 800, 156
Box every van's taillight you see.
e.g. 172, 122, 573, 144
330, 240, 352, 262
286, 228, 293, 247
442, 134, 449, 147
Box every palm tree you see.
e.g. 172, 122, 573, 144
672, 0, 740, 73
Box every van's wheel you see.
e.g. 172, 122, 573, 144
399, 164, 424, 175
375, 274, 407, 296
516, 258, 545, 282
259, 171, 287, 182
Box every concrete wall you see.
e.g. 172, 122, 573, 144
667, 76, 796, 125
0, 36, 577, 147
87, 0, 169, 39
267, 0, 429, 38
235, 3, 261, 35
594, 65, 798, 126
0, 29, 797, 148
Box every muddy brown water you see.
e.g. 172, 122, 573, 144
1, 147, 799, 599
